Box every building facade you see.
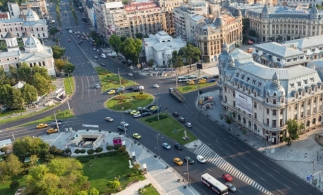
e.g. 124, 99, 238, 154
143, 31, 186, 66
218, 44, 323, 144
157, 0, 183, 35
0, 9, 48, 40
0, 12, 10, 20
195, 11, 242, 62
8, 1, 48, 19
1, 32, 55, 76
247, 4, 323, 42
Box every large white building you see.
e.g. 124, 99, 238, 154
0, 8, 48, 40
0, 31, 55, 76
143, 31, 186, 66
218, 43, 323, 144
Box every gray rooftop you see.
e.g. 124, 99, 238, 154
284, 35, 323, 49
254, 42, 304, 58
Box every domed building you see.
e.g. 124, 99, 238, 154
218, 45, 323, 144
0, 8, 47, 40
0, 31, 55, 76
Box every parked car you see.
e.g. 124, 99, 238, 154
107, 89, 116, 94
186, 122, 192, 128
162, 143, 171, 149
100, 63, 106, 66
141, 112, 151, 117
124, 109, 131, 114
196, 155, 206, 163
133, 113, 141, 118
178, 117, 185, 123
128, 73, 133, 76
173, 112, 179, 117
174, 143, 183, 150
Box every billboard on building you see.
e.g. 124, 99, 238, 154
235, 91, 252, 115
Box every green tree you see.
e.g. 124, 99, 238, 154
170, 50, 184, 68
54, 59, 68, 72
30, 72, 51, 95
30, 155, 39, 167
77, 191, 88, 195
147, 59, 154, 67
32, 66, 51, 80
51, 45, 66, 59
13, 136, 50, 160
8, 87, 24, 109
120, 36, 127, 42
0, 67, 10, 85
119, 38, 142, 64
283, 119, 303, 145
135, 33, 144, 39
49, 27, 59, 35
88, 188, 99, 195
17, 63, 32, 83
178, 43, 201, 67
64, 62, 75, 73
25, 158, 88, 195
108, 34, 122, 54
0, 154, 23, 182
0, 84, 12, 106
21, 83, 38, 104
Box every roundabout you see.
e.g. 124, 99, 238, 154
105, 92, 154, 111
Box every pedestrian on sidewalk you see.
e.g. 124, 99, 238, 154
90, 162, 92, 168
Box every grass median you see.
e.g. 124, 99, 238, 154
20, 109, 74, 126
95, 67, 137, 92
63, 76, 75, 95
177, 82, 216, 93
141, 113, 197, 145
106, 92, 153, 111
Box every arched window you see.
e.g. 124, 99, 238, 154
248, 121, 251, 127
307, 120, 310, 126
313, 118, 316, 124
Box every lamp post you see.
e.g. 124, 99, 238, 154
54, 111, 60, 132
154, 94, 159, 120
186, 158, 189, 181
122, 113, 127, 136
118, 68, 122, 87
156, 134, 161, 158
66, 71, 72, 110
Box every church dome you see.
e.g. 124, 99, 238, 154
25, 9, 40, 22
24, 35, 43, 52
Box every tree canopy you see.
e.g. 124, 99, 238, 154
119, 37, 142, 64
284, 119, 305, 145
52, 45, 66, 59
13, 136, 50, 160
178, 43, 201, 66
108, 35, 121, 54
0, 154, 23, 182
25, 158, 89, 195
170, 50, 184, 68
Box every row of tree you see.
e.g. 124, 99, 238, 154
0, 65, 54, 109
55, 0, 61, 27
51, 45, 76, 74
69, 0, 78, 26
170, 43, 201, 68
108, 34, 142, 64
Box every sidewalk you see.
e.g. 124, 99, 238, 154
197, 90, 323, 192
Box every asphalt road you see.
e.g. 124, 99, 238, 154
0, 2, 321, 195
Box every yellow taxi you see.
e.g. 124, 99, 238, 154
47, 128, 58, 134
36, 123, 48, 129
174, 158, 183, 165
107, 89, 115, 95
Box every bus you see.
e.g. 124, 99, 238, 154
201, 173, 229, 195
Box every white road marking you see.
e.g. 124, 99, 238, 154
252, 162, 259, 167
244, 166, 250, 170
284, 184, 290, 189
259, 177, 266, 181
267, 173, 274, 177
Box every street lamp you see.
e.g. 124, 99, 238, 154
186, 158, 189, 181
122, 113, 127, 136
154, 94, 160, 120
118, 68, 122, 87
156, 134, 161, 158
66, 71, 72, 110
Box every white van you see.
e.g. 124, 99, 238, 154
101, 54, 106, 58
69, 30, 73, 34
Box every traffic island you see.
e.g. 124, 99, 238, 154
177, 82, 216, 94
141, 113, 197, 145
95, 67, 137, 92
105, 92, 154, 111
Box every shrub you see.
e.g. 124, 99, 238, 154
117, 146, 126, 152
80, 149, 86, 154
75, 149, 80, 154
65, 148, 71, 154
95, 147, 103, 153
113, 95, 126, 101
106, 145, 114, 150
113, 144, 122, 150
133, 163, 140, 169
121, 79, 128, 84
87, 149, 95, 155
10, 180, 19, 189
135, 94, 148, 100
116, 102, 133, 109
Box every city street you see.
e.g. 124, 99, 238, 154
0, 1, 321, 195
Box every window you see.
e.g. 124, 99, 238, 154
272, 120, 276, 128
280, 109, 283, 114
273, 99, 276, 104
254, 102, 257, 108
267, 108, 269, 114
267, 118, 269, 125
233, 91, 235, 97
298, 82, 301, 86
254, 112, 257, 119
233, 101, 235, 107
273, 110, 276, 115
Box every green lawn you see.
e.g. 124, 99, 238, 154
0, 175, 26, 195
0, 109, 25, 118
106, 92, 153, 111
141, 113, 197, 145
0, 105, 56, 125
140, 185, 160, 195
63, 76, 75, 95
95, 67, 137, 92
82, 154, 145, 193
177, 82, 216, 93
21, 110, 74, 126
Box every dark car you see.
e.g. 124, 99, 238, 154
174, 143, 183, 150
173, 112, 179, 117
133, 87, 140, 92
117, 125, 127, 131
127, 87, 134, 91
178, 117, 185, 123
184, 156, 195, 164
101, 63, 106, 66
141, 112, 152, 117
53, 120, 63, 123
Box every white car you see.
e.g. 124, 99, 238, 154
133, 113, 141, 118
186, 122, 192, 128
105, 117, 113, 122
196, 155, 206, 163
130, 66, 134, 69
153, 84, 159, 88
120, 121, 129, 127
128, 73, 133, 77
94, 55, 98, 59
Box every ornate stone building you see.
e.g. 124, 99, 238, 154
218, 44, 323, 144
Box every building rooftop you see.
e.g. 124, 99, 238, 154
254, 42, 304, 58
284, 35, 323, 49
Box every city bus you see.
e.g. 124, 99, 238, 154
201, 173, 229, 195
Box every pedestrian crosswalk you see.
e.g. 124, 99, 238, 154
193, 144, 273, 195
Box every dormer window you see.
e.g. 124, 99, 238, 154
258, 82, 262, 87
252, 79, 256, 85
273, 92, 277, 96
247, 77, 250, 82
236, 73, 239, 77
241, 75, 245, 79
304, 80, 308, 84
290, 83, 295, 88
298, 82, 301, 86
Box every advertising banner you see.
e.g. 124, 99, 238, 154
235, 91, 252, 115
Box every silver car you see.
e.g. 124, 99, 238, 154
225, 182, 237, 192
162, 143, 171, 149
